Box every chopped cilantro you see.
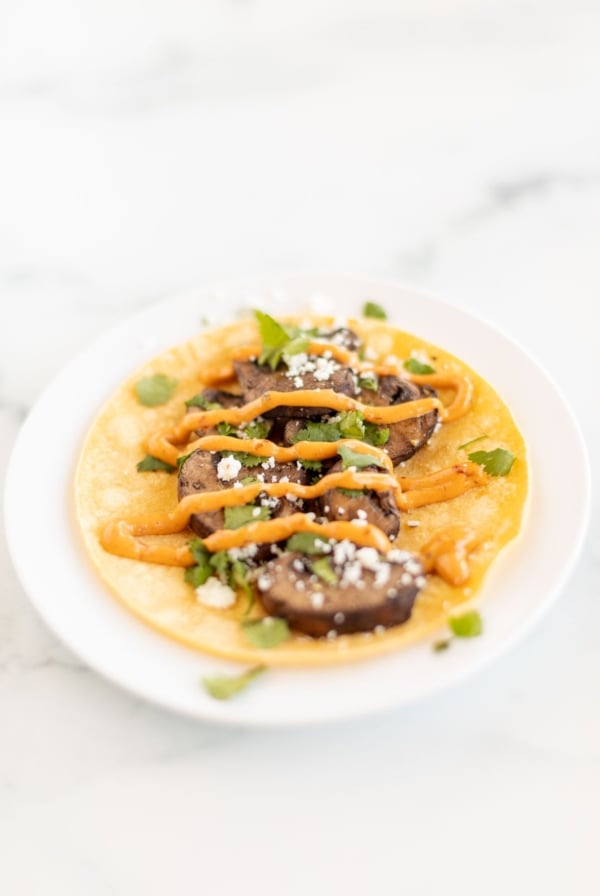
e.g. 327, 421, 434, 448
311, 556, 339, 586
468, 448, 516, 477
458, 435, 489, 451
184, 564, 213, 587
364, 422, 390, 446
449, 610, 483, 638
339, 410, 365, 439
239, 476, 257, 485
297, 458, 323, 473
433, 639, 452, 652
209, 549, 231, 582
136, 455, 176, 474
337, 488, 364, 498
404, 358, 436, 375
176, 452, 193, 470
286, 532, 330, 555
185, 393, 221, 410
255, 310, 311, 370
224, 504, 271, 530
241, 617, 291, 649
338, 444, 386, 471
217, 421, 238, 436
291, 420, 342, 443
222, 451, 266, 468
244, 419, 271, 440
203, 665, 265, 700
358, 372, 379, 391
362, 301, 387, 320
135, 373, 178, 407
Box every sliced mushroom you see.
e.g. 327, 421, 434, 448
177, 450, 308, 539
257, 548, 424, 636
359, 376, 438, 464
233, 359, 357, 418
316, 461, 400, 540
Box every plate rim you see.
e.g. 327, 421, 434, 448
3, 274, 591, 726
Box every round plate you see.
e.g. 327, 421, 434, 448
4, 276, 590, 726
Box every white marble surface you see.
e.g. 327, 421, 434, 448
1, 1, 598, 893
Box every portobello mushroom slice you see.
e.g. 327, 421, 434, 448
257, 546, 424, 636
233, 359, 357, 419
314, 326, 362, 352
359, 375, 438, 464
177, 449, 308, 539
316, 461, 400, 540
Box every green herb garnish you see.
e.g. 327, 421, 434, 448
176, 452, 193, 470
358, 372, 379, 391
337, 488, 364, 498
458, 435, 489, 451
468, 448, 516, 477
224, 504, 271, 530
449, 610, 483, 638
222, 451, 266, 468
241, 617, 291, 649
184, 538, 213, 586
136, 374, 178, 407
362, 301, 387, 320
311, 556, 339, 585
404, 358, 436, 375
297, 458, 323, 473
338, 444, 385, 471
291, 420, 342, 443
338, 410, 365, 439
364, 422, 390, 446
203, 665, 265, 700
185, 394, 221, 410
217, 421, 238, 436
244, 419, 271, 440
433, 639, 451, 652
255, 311, 311, 370
136, 454, 176, 474
286, 532, 330, 555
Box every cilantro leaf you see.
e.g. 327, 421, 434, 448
297, 458, 323, 473
255, 310, 310, 370
136, 374, 178, 407
223, 451, 266, 468
241, 617, 291, 649
176, 452, 193, 470
449, 610, 483, 638
244, 419, 271, 440
136, 455, 176, 474
286, 532, 330, 555
337, 488, 364, 498
458, 435, 489, 451
185, 394, 222, 410
224, 504, 271, 530
184, 538, 213, 586
203, 665, 265, 700
339, 410, 365, 439
364, 422, 390, 446
184, 564, 213, 587
338, 444, 386, 471
358, 372, 379, 391
404, 358, 436, 375
362, 301, 387, 320
468, 448, 516, 477
291, 421, 342, 443
311, 556, 339, 586
217, 421, 238, 436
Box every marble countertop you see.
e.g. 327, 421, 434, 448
1, 1, 598, 893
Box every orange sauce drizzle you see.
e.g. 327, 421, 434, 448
99, 333, 483, 588
419, 525, 479, 586
148, 390, 441, 466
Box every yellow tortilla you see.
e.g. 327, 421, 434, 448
74, 315, 528, 666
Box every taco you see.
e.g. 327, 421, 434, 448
74, 305, 528, 668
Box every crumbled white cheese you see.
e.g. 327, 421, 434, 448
257, 575, 272, 592
195, 578, 236, 609
311, 592, 325, 609
261, 456, 276, 471
406, 519, 420, 528
217, 455, 242, 482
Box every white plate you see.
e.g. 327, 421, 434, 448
4, 276, 590, 726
